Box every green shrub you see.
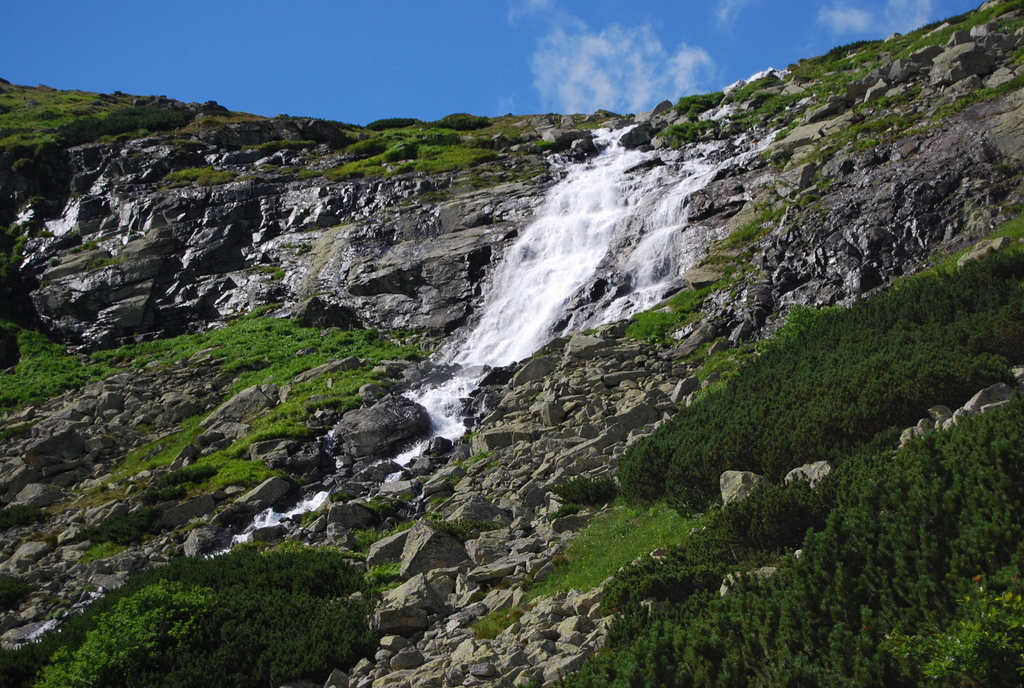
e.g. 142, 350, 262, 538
55, 106, 195, 147
156, 465, 218, 489
0, 579, 34, 612
163, 167, 235, 186
620, 251, 1024, 512
427, 517, 501, 542
674, 92, 724, 120
366, 118, 419, 131
551, 477, 619, 507
0, 505, 43, 530
77, 506, 165, 546
433, 113, 491, 131
0, 546, 374, 688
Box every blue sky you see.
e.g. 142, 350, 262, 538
2, 0, 982, 125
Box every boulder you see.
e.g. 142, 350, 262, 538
24, 428, 85, 466
400, 523, 470, 578
674, 323, 718, 356
619, 123, 654, 149
381, 573, 448, 614
565, 333, 608, 359
957, 237, 1013, 267
1, 540, 53, 573
11, 483, 65, 508
201, 384, 279, 428
784, 461, 834, 488
367, 528, 412, 568
161, 494, 216, 528
372, 606, 429, 636
512, 355, 557, 387
294, 295, 361, 330
183, 526, 233, 557
962, 383, 1013, 414
930, 43, 996, 86
720, 470, 766, 505
333, 397, 430, 457
237, 476, 291, 511
442, 494, 513, 526
327, 502, 374, 529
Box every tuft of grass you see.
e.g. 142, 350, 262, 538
527, 503, 698, 600
162, 166, 236, 187
79, 541, 125, 564
473, 607, 526, 640
625, 282, 723, 344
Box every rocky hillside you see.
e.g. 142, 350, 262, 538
3, 1, 1024, 687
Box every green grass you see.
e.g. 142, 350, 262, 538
473, 607, 526, 640
162, 167, 236, 187
625, 282, 723, 343
79, 542, 125, 564
913, 212, 1024, 279
528, 503, 698, 599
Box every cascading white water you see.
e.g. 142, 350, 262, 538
254, 122, 772, 524
453, 129, 649, 368
403, 126, 773, 443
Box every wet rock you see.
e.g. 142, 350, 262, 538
334, 397, 430, 458
237, 477, 291, 511
183, 525, 233, 557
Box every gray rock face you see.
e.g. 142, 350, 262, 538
334, 396, 430, 458
201, 384, 279, 428
183, 526, 233, 557
399, 523, 470, 578
237, 477, 291, 511
720, 470, 766, 505
784, 461, 834, 488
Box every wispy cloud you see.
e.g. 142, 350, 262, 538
531, 23, 713, 114
715, 0, 759, 30
818, 5, 874, 34
507, 0, 556, 25
884, 0, 933, 33
817, 0, 935, 37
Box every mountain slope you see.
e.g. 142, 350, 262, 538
2, 1, 1024, 687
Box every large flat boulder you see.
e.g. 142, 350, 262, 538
333, 396, 430, 458
400, 523, 470, 578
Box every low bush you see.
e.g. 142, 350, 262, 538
0, 546, 374, 688
0, 505, 43, 530
433, 113, 491, 131
620, 251, 1024, 512
551, 476, 619, 507
427, 516, 502, 542
0, 579, 34, 612
77, 506, 165, 546
366, 117, 419, 131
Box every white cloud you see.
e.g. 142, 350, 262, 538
531, 23, 713, 114
884, 0, 934, 33
818, 5, 875, 34
817, 0, 935, 37
715, 0, 759, 29
507, 0, 556, 25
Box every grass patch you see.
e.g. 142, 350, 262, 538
162, 166, 236, 187
79, 541, 125, 565
528, 503, 697, 600
473, 607, 526, 640
625, 282, 724, 344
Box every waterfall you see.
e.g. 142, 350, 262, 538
401, 126, 772, 445
252, 123, 771, 525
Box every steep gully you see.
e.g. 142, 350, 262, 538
247, 123, 774, 533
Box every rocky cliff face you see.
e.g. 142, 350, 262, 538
3, 3, 1024, 687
